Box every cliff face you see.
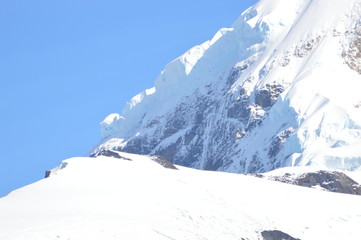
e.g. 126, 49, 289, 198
93, 0, 361, 173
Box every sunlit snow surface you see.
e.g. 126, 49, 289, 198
1, 154, 361, 240
96, 0, 361, 173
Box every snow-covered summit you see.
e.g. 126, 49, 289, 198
95, 0, 361, 173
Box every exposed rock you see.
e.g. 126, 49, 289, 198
245, 105, 265, 131
342, 24, 361, 74
247, 154, 265, 173
280, 52, 291, 67
269, 171, 361, 195
90, 149, 178, 170
268, 128, 295, 159
227, 97, 250, 121
294, 36, 321, 57
246, 173, 264, 178
295, 171, 361, 195
44, 162, 68, 178
354, 102, 361, 108
92, 60, 289, 174
226, 55, 258, 86
90, 77, 290, 174
261, 230, 300, 240
155, 137, 182, 166
90, 149, 132, 161
45, 170, 51, 178
121, 136, 154, 155
227, 65, 246, 85
255, 84, 284, 108
150, 156, 178, 170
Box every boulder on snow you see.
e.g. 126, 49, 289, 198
261, 230, 300, 240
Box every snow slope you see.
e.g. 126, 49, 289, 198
93, 0, 361, 173
1, 154, 361, 240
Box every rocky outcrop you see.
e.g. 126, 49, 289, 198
90, 149, 178, 170
255, 84, 284, 109
150, 156, 178, 170
267, 171, 361, 195
294, 36, 321, 58
45, 170, 51, 178
90, 149, 132, 161
261, 230, 300, 240
268, 128, 295, 159
342, 24, 361, 74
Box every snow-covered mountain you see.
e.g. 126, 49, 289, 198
1, 153, 361, 240
2, 1, 361, 239
94, 0, 361, 173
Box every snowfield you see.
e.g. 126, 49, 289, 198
0, 153, 361, 240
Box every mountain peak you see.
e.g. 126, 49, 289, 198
94, 0, 361, 174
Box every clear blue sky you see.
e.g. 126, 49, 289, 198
0, 0, 257, 197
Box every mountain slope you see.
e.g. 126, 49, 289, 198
93, 0, 361, 173
1, 154, 361, 240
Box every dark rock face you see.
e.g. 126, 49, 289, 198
268, 128, 295, 159
269, 171, 361, 195
248, 154, 265, 173
294, 171, 361, 195
155, 137, 182, 166
261, 230, 300, 240
93, 60, 297, 174
44, 162, 68, 178
227, 64, 248, 85
90, 150, 132, 161
255, 84, 284, 108
45, 170, 51, 178
227, 93, 250, 122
